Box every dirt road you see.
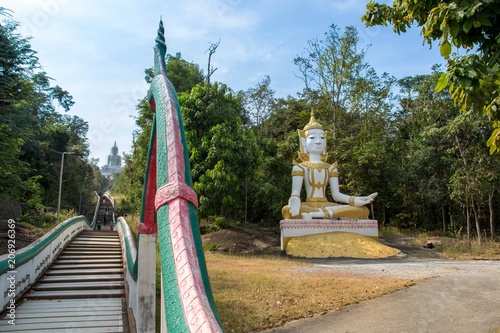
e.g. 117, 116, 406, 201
263, 239, 500, 333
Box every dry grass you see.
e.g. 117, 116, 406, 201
205, 253, 416, 332
404, 232, 500, 260
438, 238, 500, 259
381, 227, 500, 260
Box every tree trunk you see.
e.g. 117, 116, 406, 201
441, 204, 446, 233
450, 211, 455, 234
466, 205, 471, 243
382, 206, 386, 228
471, 198, 482, 246
206, 39, 220, 85
244, 178, 248, 225
489, 191, 495, 238
454, 133, 473, 244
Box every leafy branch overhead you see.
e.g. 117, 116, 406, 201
363, 0, 500, 153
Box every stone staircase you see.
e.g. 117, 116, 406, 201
0, 230, 128, 332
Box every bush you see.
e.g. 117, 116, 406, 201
201, 216, 240, 234
21, 207, 78, 231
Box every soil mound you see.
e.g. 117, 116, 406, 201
201, 227, 282, 255
286, 232, 401, 258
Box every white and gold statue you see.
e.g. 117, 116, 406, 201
282, 111, 377, 220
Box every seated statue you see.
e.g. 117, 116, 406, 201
282, 112, 377, 220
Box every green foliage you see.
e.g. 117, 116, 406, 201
181, 82, 260, 219
249, 134, 296, 224
166, 52, 205, 94
202, 216, 240, 234
23, 175, 44, 210
363, 0, 500, 153
244, 75, 275, 128
0, 17, 102, 220
203, 242, 218, 251
21, 208, 78, 231
294, 24, 371, 143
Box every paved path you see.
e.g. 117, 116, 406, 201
263, 239, 500, 333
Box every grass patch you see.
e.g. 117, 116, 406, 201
379, 226, 423, 238
205, 253, 416, 332
407, 233, 500, 260
20, 208, 80, 232
436, 237, 500, 259
203, 242, 218, 251
380, 227, 500, 260
379, 226, 407, 237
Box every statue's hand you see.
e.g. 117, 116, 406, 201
288, 196, 301, 217
354, 192, 378, 206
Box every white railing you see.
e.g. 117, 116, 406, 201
114, 217, 139, 324
0, 216, 90, 311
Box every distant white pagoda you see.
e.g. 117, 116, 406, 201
101, 141, 122, 176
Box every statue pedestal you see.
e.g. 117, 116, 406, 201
280, 219, 379, 251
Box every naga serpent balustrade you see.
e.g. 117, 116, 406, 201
138, 19, 224, 332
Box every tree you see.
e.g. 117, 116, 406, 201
446, 111, 500, 243
244, 75, 275, 130
143, 52, 205, 93
363, 0, 500, 153
166, 52, 205, 93
0, 16, 99, 222
262, 96, 310, 141
180, 82, 260, 221
51, 85, 75, 112
389, 68, 500, 237
392, 70, 458, 230
294, 24, 369, 146
0, 20, 41, 205
293, 25, 397, 222
206, 39, 220, 85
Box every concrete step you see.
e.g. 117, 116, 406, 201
55, 258, 123, 265
61, 249, 122, 254
57, 254, 122, 260
34, 280, 124, 291
45, 268, 124, 276
25, 289, 125, 299
40, 273, 123, 283
50, 263, 123, 270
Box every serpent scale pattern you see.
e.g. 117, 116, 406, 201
147, 19, 224, 332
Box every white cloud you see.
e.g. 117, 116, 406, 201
177, 0, 259, 30
4, 0, 445, 165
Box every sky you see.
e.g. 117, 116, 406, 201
5, 0, 444, 167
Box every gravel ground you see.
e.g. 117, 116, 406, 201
295, 258, 500, 280
294, 236, 500, 280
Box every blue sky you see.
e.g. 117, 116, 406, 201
6, 0, 444, 165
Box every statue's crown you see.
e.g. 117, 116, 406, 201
303, 110, 323, 132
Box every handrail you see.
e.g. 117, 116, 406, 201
90, 191, 100, 229
143, 19, 224, 332
115, 217, 138, 281
114, 216, 140, 327
0, 216, 89, 310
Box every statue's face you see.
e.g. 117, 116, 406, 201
305, 129, 325, 154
